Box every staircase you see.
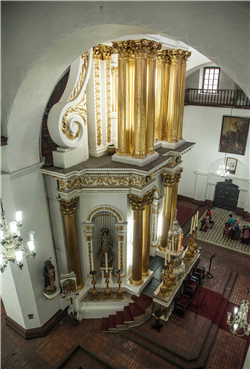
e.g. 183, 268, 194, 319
101, 294, 153, 332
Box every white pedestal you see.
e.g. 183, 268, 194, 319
123, 270, 154, 296
53, 145, 88, 168
112, 152, 159, 167
161, 139, 186, 149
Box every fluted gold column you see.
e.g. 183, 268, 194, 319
159, 174, 176, 251
178, 51, 191, 141
129, 53, 135, 153
170, 169, 183, 223
112, 41, 131, 155
146, 42, 161, 154
162, 51, 171, 140
167, 50, 182, 143
58, 197, 84, 291
142, 189, 156, 277
131, 40, 149, 159
111, 67, 118, 113
155, 52, 164, 140
129, 194, 148, 286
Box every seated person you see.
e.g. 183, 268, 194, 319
241, 226, 250, 245
206, 208, 212, 219
200, 214, 212, 232
230, 220, 240, 239
227, 214, 235, 226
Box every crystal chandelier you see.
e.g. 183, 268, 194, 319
217, 164, 229, 178
227, 289, 250, 337
0, 201, 36, 272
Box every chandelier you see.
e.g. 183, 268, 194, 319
227, 288, 250, 337
217, 164, 229, 178
0, 201, 36, 272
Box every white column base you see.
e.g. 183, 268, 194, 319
53, 145, 89, 169
112, 152, 159, 167
123, 270, 154, 296
89, 144, 107, 158
161, 139, 186, 149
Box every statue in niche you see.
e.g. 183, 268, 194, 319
43, 258, 56, 294
98, 228, 113, 266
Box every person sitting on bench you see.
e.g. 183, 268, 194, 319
227, 214, 235, 226
200, 214, 212, 232
200, 209, 213, 230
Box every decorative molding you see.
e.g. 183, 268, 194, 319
105, 59, 112, 143
6, 307, 68, 340
94, 59, 102, 146
2, 161, 44, 181
69, 53, 88, 101
62, 91, 87, 140
86, 205, 123, 223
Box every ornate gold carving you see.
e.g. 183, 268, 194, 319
58, 173, 148, 191
118, 226, 124, 231
93, 45, 113, 60
129, 190, 154, 212
118, 236, 124, 242
94, 59, 102, 146
62, 92, 87, 140
58, 197, 79, 216
162, 169, 183, 187
120, 242, 123, 270
86, 226, 92, 231
69, 53, 88, 101
111, 67, 118, 113
112, 41, 130, 58
86, 206, 122, 222
105, 59, 112, 143
86, 236, 92, 242
168, 49, 184, 64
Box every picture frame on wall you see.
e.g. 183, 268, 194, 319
219, 116, 249, 156
226, 157, 237, 175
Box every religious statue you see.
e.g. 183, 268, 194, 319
98, 228, 113, 266
43, 258, 56, 294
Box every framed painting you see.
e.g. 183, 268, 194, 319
226, 157, 237, 175
219, 116, 249, 156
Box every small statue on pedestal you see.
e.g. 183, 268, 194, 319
98, 228, 113, 267
43, 258, 56, 294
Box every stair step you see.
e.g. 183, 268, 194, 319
223, 270, 238, 300
131, 296, 152, 312
101, 317, 109, 332
129, 303, 144, 319
123, 306, 134, 323
217, 268, 232, 295
108, 315, 116, 331
119, 323, 218, 369
213, 297, 228, 326
116, 311, 124, 327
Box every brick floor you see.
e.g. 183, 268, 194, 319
1, 238, 250, 369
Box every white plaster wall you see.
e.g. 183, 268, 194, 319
179, 106, 250, 211
1, 168, 60, 329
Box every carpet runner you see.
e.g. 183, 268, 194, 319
177, 203, 198, 227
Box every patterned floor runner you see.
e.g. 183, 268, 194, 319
195, 207, 250, 255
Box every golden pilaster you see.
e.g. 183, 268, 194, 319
129, 193, 148, 286
178, 51, 191, 141
111, 67, 118, 113
170, 169, 183, 223
58, 197, 84, 291
112, 41, 131, 155
142, 189, 156, 277
131, 40, 149, 159
159, 174, 176, 252
167, 50, 182, 143
146, 42, 161, 154
129, 53, 135, 154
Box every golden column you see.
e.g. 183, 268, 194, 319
131, 39, 149, 159
129, 193, 148, 286
146, 42, 162, 154
178, 51, 191, 141
162, 50, 171, 140
155, 51, 164, 140
170, 169, 183, 223
142, 189, 156, 277
167, 50, 183, 143
159, 174, 176, 252
112, 41, 131, 155
58, 197, 84, 291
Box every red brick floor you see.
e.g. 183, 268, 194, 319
1, 239, 250, 369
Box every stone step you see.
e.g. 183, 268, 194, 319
217, 268, 232, 295
223, 270, 238, 300
101, 317, 109, 332
108, 315, 116, 331
129, 303, 144, 319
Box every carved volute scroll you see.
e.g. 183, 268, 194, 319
48, 49, 93, 148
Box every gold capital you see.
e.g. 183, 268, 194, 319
93, 45, 113, 60
58, 197, 79, 216
169, 49, 185, 64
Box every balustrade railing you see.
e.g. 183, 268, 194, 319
185, 89, 250, 109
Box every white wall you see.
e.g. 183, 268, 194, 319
179, 106, 250, 211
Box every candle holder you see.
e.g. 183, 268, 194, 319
88, 271, 99, 300
103, 271, 112, 299
116, 269, 125, 300
169, 256, 176, 285
159, 265, 169, 297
